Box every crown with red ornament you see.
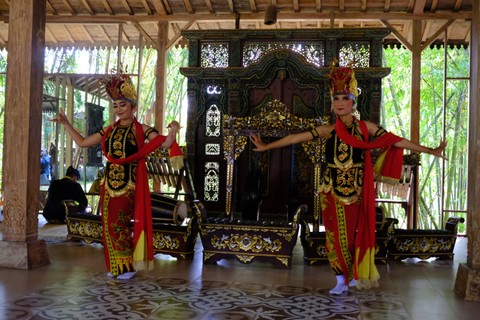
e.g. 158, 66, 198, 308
102, 69, 137, 105
327, 60, 359, 100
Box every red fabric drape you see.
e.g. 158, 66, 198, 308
335, 118, 403, 288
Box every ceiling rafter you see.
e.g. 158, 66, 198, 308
46, 0, 57, 15
79, 0, 95, 15
62, 25, 76, 44
45, 25, 58, 44
249, 0, 257, 13
150, 0, 168, 15
421, 20, 454, 49
39, 11, 472, 24
62, 0, 76, 14
81, 25, 95, 43
162, 0, 172, 14
430, 0, 439, 13
140, 0, 153, 15
227, 0, 235, 12
453, 0, 463, 12
183, 0, 194, 14
120, 0, 134, 15
413, 0, 427, 14
423, 21, 432, 42
316, 0, 321, 12
407, 0, 415, 13
381, 19, 413, 51
384, 0, 391, 12
361, 0, 367, 13
131, 21, 156, 47
100, 0, 114, 15
99, 25, 113, 44
205, 0, 214, 14
293, 0, 299, 13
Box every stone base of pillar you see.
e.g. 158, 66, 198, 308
454, 263, 480, 301
0, 239, 50, 269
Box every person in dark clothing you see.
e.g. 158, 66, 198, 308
42, 166, 88, 224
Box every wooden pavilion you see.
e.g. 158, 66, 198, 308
0, 0, 478, 301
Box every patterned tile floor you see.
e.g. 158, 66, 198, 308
2, 272, 411, 320
1, 218, 479, 320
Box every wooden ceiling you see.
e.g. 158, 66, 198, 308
0, 0, 473, 50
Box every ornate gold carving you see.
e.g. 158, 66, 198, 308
236, 255, 255, 263
392, 236, 456, 255
153, 232, 180, 250
223, 99, 323, 136
276, 257, 289, 267
67, 219, 103, 240
210, 233, 283, 253
203, 252, 215, 260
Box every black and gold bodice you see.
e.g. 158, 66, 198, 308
319, 123, 366, 205
100, 123, 157, 197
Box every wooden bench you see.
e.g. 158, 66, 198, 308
194, 200, 306, 269
388, 216, 465, 261
65, 194, 199, 260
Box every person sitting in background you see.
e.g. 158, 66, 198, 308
88, 167, 104, 193
43, 166, 88, 224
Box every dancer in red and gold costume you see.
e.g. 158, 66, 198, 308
52, 72, 182, 279
250, 62, 446, 294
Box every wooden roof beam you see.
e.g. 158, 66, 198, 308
140, 0, 153, 15
79, 0, 95, 15
62, 0, 76, 14
413, 0, 427, 14
384, 0, 391, 12
162, 0, 173, 14
421, 20, 454, 49
99, 25, 113, 44
100, 0, 114, 15
41, 11, 472, 23
151, 0, 168, 15
205, 0, 214, 13
132, 21, 157, 47
381, 19, 413, 51
316, 0, 322, 12
46, 0, 57, 15
361, 0, 367, 13
45, 25, 58, 44
227, 0, 235, 12
249, 0, 257, 13
81, 25, 95, 43
453, 0, 463, 12
121, 0, 134, 15
294, 0, 300, 13
183, 0, 194, 14
62, 25, 76, 44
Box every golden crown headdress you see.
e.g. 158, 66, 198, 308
328, 60, 359, 99
102, 69, 137, 105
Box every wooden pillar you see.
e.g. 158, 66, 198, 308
153, 21, 168, 192
154, 21, 168, 132
409, 20, 422, 229
0, 0, 49, 269
454, 0, 480, 302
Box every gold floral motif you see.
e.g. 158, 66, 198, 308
153, 233, 180, 250
210, 233, 283, 253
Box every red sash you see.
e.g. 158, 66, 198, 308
335, 118, 403, 288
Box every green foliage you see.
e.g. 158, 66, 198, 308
381, 47, 469, 233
